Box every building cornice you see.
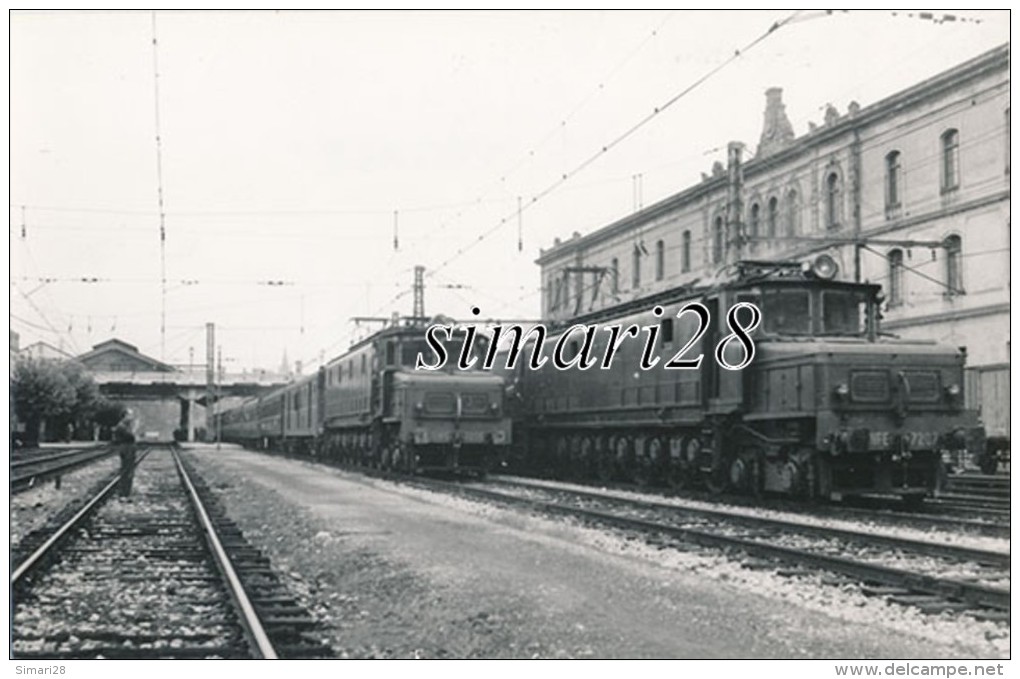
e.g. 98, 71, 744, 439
537, 44, 1009, 267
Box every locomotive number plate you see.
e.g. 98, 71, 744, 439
868, 430, 939, 450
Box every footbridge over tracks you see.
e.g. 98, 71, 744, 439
76, 339, 289, 443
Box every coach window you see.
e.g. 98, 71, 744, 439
386, 341, 396, 365
888, 249, 904, 306
941, 128, 960, 192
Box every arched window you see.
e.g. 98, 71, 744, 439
941, 129, 959, 192
681, 230, 691, 273
785, 189, 800, 236
749, 202, 760, 239
945, 235, 963, 295
655, 239, 665, 281
888, 249, 904, 306
825, 171, 841, 229
632, 245, 641, 289
712, 216, 724, 264
610, 257, 619, 294
553, 278, 562, 310
546, 280, 553, 313
885, 150, 901, 212
767, 196, 778, 238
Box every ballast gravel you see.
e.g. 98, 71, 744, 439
182, 445, 1008, 659
11, 454, 121, 547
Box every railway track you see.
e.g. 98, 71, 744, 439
11, 445, 116, 494
494, 466, 1011, 538
395, 473, 1009, 622
932, 473, 1010, 517
11, 445, 334, 659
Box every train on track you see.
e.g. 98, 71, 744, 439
216, 257, 988, 502
217, 319, 512, 476
499, 258, 986, 503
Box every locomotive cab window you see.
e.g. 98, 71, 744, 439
401, 340, 428, 367
820, 290, 867, 336
733, 293, 762, 332
761, 288, 811, 335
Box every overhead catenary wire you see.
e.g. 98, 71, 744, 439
425, 11, 806, 280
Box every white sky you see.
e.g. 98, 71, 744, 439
9, 9, 1010, 372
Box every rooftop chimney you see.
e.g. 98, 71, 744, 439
757, 87, 795, 157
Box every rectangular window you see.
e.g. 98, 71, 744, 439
941, 129, 960, 192
660, 317, 674, 345
632, 247, 641, 289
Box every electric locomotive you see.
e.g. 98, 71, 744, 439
506, 258, 984, 502
219, 317, 512, 476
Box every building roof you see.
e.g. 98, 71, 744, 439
19, 341, 74, 361
75, 338, 176, 373
535, 43, 1009, 266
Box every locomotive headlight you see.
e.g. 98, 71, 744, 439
833, 382, 850, 404
415, 402, 424, 413
945, 383, 961, 400
489, 402, 500, 415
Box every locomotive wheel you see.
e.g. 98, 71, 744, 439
667, 436, 697, 490
595, 437, 614, 483
555, 437, 570, 479
632, 437, 653, 487
705, 446, 730, 494
614, 436, 632, 483
980, 449, 1000, 475
705, 465, 728, 494
569, 435, 587, 479
579, 437, 595, 480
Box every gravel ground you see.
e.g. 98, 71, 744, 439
497, 475, 1010, 553
182, 445, 1009, 659
11, 456, 121, 547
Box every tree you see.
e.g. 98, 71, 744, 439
49, 362, 101, 440
93, 399, 128, 440
12, 358, 77, 445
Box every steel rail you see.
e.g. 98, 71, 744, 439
490, 477, 1010, 568
11, 448, 150, 585
171, 449, 278, 660
12, 450, 117, 491
434, 481, 1010, 612
11, 446, 109, 469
